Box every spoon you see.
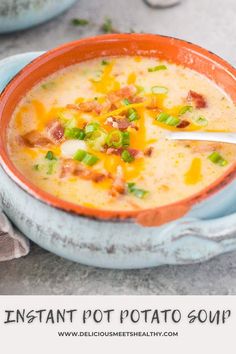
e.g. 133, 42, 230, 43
167, 132, 236, 144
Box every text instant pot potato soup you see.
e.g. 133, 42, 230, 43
7, 56, 236, 211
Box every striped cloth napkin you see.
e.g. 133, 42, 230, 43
0, 211, 30, 261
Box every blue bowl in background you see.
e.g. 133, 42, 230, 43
0, 0, 78, 33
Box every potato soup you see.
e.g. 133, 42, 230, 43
7, 56, 236, 211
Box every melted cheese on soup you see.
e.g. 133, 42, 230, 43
7, 56, 236, 211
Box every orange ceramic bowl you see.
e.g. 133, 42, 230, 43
1, 34, 236, 227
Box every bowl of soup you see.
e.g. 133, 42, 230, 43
1, 34, 236, 268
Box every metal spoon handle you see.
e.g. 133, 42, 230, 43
167, 132, 236, 144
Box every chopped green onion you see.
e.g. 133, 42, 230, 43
194, 116, 208, 126
65, 118, 77, 129
106, 130, 123, 148
123, 98, 131, 106
101, 59, 109, 65
41, 81, 56, 90
178, 105, 193, 116
101, 17, 115, 33
136, 85, 145, 94
33, 164, 40, 171
106, 130, 130, 148
131, 188, 148, 198
47, 161, 57, 175
127, 182, 136, 190
151, 86, 168, 94
156, 112, 170, 122
127, 182, 149, 198
82, 153, 99, 166
86, 129, 107, 151
121, 131, 130, 147
73, 149, 99, 166
71, 18, 89, 26
128, 108, 139, 121
165, 116, 180, 126
148, 65, 167, 72
45, 151, 56, 160
208, 152, 228, 166
156, 112, 180, 126
64, 127, 85, 140
85, 122, 100, 135
121, 150, 134, 163
74, 149, 87, 161
44, 152, 57, 173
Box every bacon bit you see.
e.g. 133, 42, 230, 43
106, 147, 123, 155
67, 99, 111, 114
60, 159, 106, 182
105, 116, 119, 129
110, 103, 120, 110
144, 146, 154, 157
128, 148, 143, 158
20, 131, 51, 147
187, 90, 207, 109
107, 85, 137, 103
60, 159, 77, 178
114, 118, 130, 131
177, 120, 190, 129
78, 101, 103, 114
76, 168, 106, 183
106, 147, 143, 158
105, 115, 131, 131
130, 124, 139, 131
105, 115, 138, 131
46, 119, 64, 144
66, 104, 80, 111
129, 96, 145, 104
110, 166, 125, 197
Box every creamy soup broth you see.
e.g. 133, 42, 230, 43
7, 56, 236, 211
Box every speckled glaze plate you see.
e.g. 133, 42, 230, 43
1, 37, 236, 269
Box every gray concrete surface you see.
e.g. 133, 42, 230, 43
1, 0, 236, 295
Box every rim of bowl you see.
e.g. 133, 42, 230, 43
1, 33, 236, 225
